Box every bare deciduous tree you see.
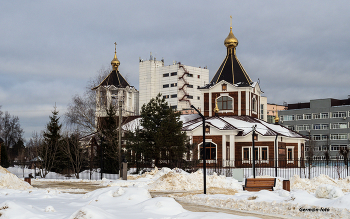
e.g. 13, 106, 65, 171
65, 66, 110, 135
60, 131, 86, 178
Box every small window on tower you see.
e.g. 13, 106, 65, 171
198, 75, 200, 79
222, 84, 227, 91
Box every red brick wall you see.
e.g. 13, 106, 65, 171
241, 91, 246, 115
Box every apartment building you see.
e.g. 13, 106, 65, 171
139, 55, 209, 113
279, 97, 350, 159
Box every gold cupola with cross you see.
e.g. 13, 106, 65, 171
92, 43, 139, 127
111, 42, 120, 71
199, 17, 263, 119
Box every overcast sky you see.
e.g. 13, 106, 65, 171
1, 0, 350, 141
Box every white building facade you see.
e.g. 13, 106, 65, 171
139, 56, 209, 113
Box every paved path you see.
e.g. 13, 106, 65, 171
150, 191, 291, 219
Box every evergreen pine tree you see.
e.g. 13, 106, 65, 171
139, 93, 187, 166
99, 105, 119, 174
1, 144, 10, 168
40, 107, 62, 176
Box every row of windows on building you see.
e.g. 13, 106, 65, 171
286, 122, 349, 131
301, 134, 349, 141
306, 145, 349, 152
163, 84, 198, 89
163, 72, 178, 77
162, 84, 196, 89
197, 143, 296, 162
163, 72, 200, 78
281, 111, 350, 121
163, 94, 200, 100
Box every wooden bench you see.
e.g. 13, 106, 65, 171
243, 178, 276, 191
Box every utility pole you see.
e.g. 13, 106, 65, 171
119, 100, 122, 178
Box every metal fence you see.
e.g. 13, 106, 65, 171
8, 158, 350, 181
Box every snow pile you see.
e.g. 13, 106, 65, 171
0, 166, 32, 190
291, 174, 345, 192
0, 186, 245, 219
315, 184, 344, 199
148, 170, 242, 191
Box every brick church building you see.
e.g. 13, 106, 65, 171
182, 23, 306, 168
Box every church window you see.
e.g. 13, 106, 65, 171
199, 142, 216, 160
217, 96, 233, 110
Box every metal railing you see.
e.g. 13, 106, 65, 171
8, 158, 349, 180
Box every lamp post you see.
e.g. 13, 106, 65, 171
252, 125, 257, 178
190, 105, 206, 194
119, 100, 122, 179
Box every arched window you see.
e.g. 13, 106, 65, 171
217, 96, 233, 110
199, 142, 217, 160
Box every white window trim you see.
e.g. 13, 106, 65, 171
216, 95, 234, 112
252, 96, 257, 114
330, 134, 348, 140
198, 141, 217, 161
242, 146, 269, 164
286, 146, 294, 164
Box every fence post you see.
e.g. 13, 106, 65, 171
346, 157, 349, 176
100, 137, 104, 180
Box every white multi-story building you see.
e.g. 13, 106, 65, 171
139, 55, 209, 113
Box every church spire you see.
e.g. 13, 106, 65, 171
111, 42, 120, 71
210, 17, 252, 86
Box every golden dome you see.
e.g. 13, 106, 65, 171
224, 27, 238, 48
111, 52, 120, 70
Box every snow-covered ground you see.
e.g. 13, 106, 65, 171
3, 166, 350, 218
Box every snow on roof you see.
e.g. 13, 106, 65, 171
183, 115, 303, 138
179, 114, 201, 123
122, 114, 303, 138
122, 117, 142, 132
182, 116, 237, 131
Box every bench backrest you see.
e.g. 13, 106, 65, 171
245, 178, 276, 187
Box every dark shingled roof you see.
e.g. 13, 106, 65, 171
92, 70, 130, 90
210, 51, 252, 86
